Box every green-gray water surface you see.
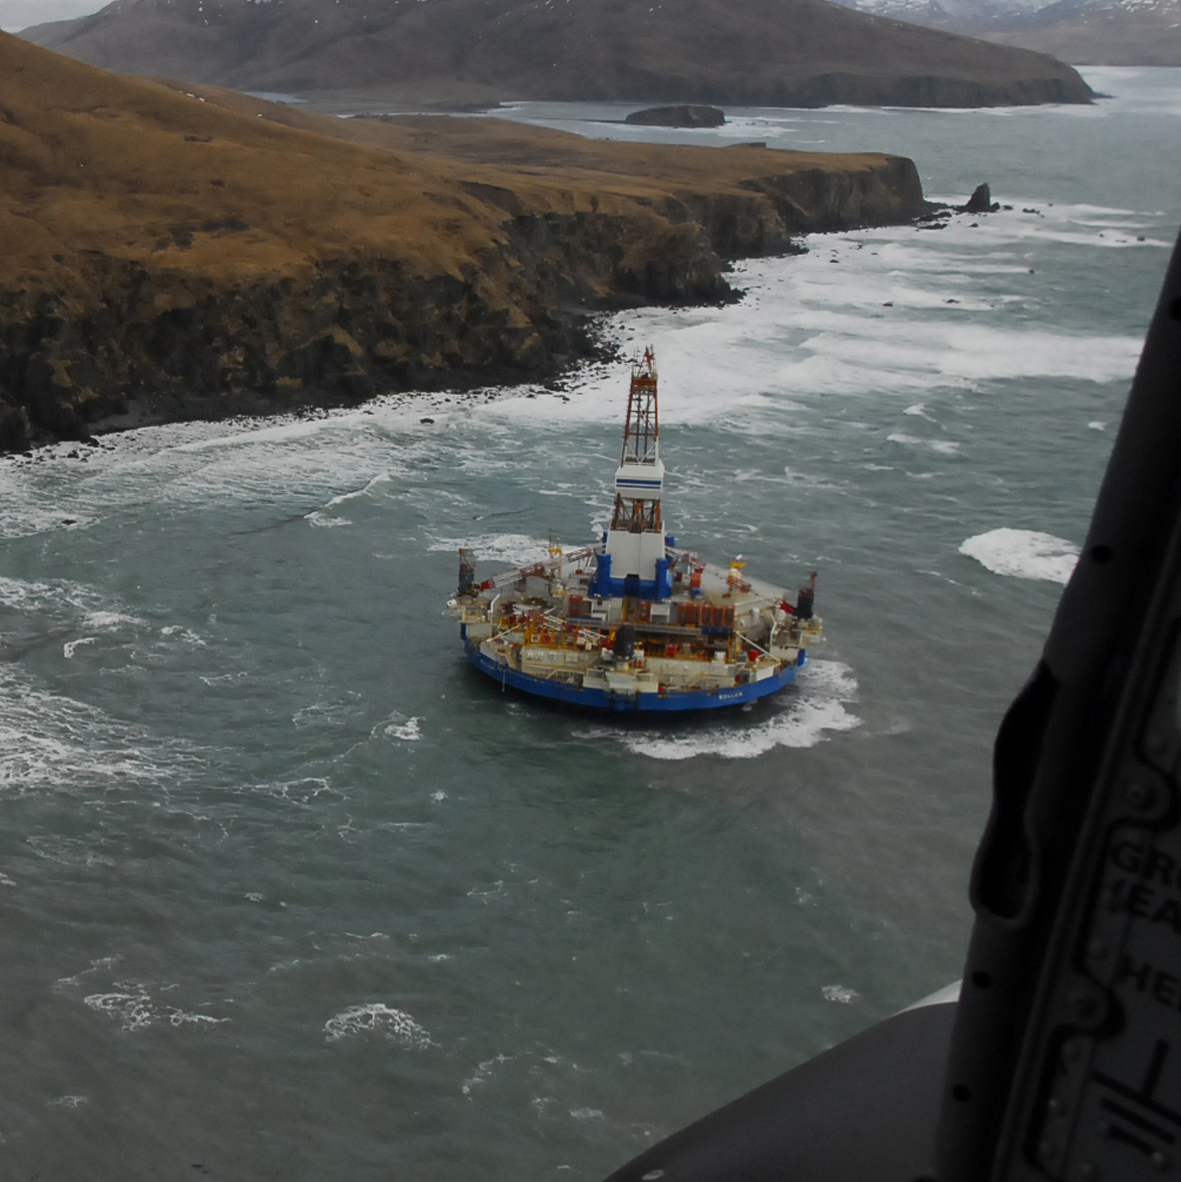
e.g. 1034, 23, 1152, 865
0, 66, 1178, 1181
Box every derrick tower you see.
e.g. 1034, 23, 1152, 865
611, 347, 662, 534
591, 348, 673, 599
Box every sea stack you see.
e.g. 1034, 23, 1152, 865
961, 183, 1001, 213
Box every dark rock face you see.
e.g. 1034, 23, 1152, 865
626, 105, 726, 128
22, 0, 1094, 109
0, 257, 600, 447
960, 182, 1001, 213
0, 157, 931, 451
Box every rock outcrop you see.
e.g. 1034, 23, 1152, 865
0, 33, 934, 452
960, 182, 1001, 213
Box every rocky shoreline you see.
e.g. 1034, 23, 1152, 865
0, 170, 931, 453
0, 35, 934, 453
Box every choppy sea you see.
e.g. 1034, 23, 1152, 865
0, 67, 1178, 1180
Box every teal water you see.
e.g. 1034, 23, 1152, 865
0, 67, 1178, 1180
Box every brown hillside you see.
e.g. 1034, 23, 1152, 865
23, 0, 1092, 108
0, 32, 932, 450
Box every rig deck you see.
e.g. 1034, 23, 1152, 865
448, 349, 822, 712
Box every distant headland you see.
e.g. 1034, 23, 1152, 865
21, 0, 1092, 110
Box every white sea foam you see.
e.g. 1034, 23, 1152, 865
960, 528, 1080, 584
611, 659, 860, 761
167, 1010, 230, 1027
0, 575, 56, 610
173, 411, 377, 453
81, 609, 144, 630
0, 664, 186, 797
428, 533, 554, 568
199, 671, 249, 686
377, 713, 422, 742
158, 625, 206, 647
320, 473, 396, 508
785, 319, 1141, 389
323, 1003, 432, 1047
0, 576, 151, 678
302, 465, 399, 531
305, 474, 396, 525
887, 433, 959, 455
84, 984, 155, 1031
0, 395, 447, 544
249, 777, 341, 808
822, 984, 859, 1004
0, 575, 136, 623
478, 221, 1146, 434
83, 982, 229, 1032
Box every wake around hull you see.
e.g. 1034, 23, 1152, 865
464, 638, 804, 713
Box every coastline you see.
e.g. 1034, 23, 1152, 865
0, 37, 936, 452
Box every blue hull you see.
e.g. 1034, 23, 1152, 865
464, 638, 803, 713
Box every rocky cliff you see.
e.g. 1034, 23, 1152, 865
0, 33, 933, 452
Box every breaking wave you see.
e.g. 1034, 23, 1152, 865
960, 528, 1079, 584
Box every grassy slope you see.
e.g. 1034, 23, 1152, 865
0, 32, 511, 293
0, 32, 929, 447
0, 28, 910, 292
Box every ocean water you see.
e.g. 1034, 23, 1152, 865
0, 68, 1178, 1180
